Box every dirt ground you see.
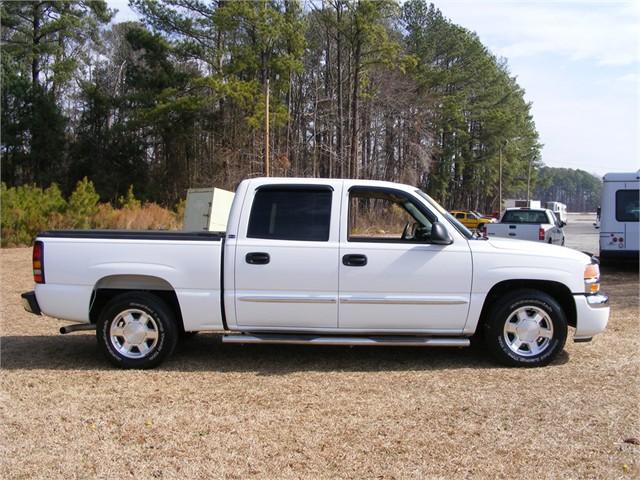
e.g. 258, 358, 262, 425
1, 247, 638, 479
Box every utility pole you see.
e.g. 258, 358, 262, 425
527, 156, 533, 202
499, 146, 502, 212
264, 78, 270, 177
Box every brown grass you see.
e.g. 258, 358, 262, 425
1, 248, 638, 479
92, 203, 181, 230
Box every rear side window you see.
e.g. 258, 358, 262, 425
502, 210, 549, 224
247, 188, 332, 241
616, 189, 640, 222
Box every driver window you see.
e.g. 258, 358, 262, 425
348, 190, 433, 242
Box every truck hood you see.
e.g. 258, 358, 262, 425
483, 237, 592, 263
469, 237, 594, 293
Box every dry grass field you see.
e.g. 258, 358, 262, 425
1, 246, 638, 479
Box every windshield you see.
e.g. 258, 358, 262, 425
415, 190, 473, 239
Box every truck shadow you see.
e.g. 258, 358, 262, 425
601, 263, 639, 275
0, 333, 570, 373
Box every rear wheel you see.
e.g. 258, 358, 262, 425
484, 289, 567, 367
97, 292, 178, 369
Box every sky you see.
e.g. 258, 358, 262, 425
107, 0, 639, 176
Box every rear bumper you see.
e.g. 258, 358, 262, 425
573, 293, 609, 341
21, 291, 41, 316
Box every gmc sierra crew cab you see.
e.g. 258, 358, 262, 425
21, 178, 609, 369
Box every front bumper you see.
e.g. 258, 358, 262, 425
21, 291, 41, 316
573, 293, 609, 341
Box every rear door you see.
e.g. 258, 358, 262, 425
233, 182, 342, 329
616, 187, 640, 252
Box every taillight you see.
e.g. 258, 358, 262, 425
33, 241, 45, 284
538, 228, 545, 240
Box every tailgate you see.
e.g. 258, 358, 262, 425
487, 224, 538, 239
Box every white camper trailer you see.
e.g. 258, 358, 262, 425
599, 171, 639, 264
545, 202, 568, 225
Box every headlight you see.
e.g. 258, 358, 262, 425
584, 263, 600, 294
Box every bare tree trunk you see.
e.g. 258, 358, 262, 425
336, 1, 344, 178
31, 2, 41, 88
349, 36, 361, 179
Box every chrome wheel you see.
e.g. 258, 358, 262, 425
503, 306, 554, 357
109, 309, 159, 359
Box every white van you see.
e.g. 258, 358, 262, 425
546, 202, 568, 225
599, 171, 640, 264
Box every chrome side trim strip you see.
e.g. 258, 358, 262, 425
232, 325, 462, 335
238, 295, 337, 304
238, 295, 467, 305
339, 296, 468, 305
222, 334, 470, 347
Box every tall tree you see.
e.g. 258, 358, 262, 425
344, 0, 399, 178
402, 0, 540, 211
0, 0, 112, 188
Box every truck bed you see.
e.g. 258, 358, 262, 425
34, 230, 225, 331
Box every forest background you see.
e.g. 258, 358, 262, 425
0, 0, 602, 246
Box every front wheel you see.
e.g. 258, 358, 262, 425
97, 292, 178, 369
484, 289, 567, 367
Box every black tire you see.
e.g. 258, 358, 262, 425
97, 292, 178, 369
484, 289, 567, 367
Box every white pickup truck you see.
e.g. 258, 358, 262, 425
21, 178, 609, 369
486, 207, 566, 245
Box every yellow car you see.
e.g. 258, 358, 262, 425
450, 210, 492, 231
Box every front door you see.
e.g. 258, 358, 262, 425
234, 183, 341, 329
338, 186, 472, 333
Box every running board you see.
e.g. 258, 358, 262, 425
222, 333, 470, 347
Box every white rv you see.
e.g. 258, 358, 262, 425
599, 171, 639, 264
546, 202, 568, 225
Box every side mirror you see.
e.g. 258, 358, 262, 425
431, 222, 453, 245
